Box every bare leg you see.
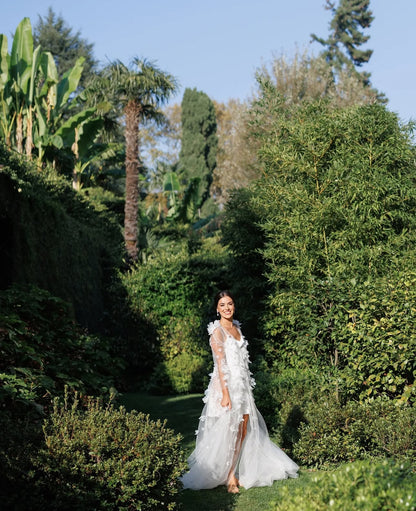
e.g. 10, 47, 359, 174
227, 414, 249, 493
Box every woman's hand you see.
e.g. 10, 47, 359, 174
221, 390, 232, 410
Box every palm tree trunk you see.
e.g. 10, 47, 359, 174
124, 99, 141, 262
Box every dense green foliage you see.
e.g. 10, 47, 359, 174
0, 285, 124, 510
37, 392, 186, 511
220, 188, 269, 351
293, 395, 416, 466
254, 364, 416, 467
248, 96, 416, 403
0, 285, 122, 409
179, 88, 218, 212
0, 143, 123, 329
270, 458, 416, 511
121, 239, 229, 392
1, 391, 186, 511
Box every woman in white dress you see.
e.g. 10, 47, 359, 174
181, 290, 299, 493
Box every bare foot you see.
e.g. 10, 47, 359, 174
227, 477, 240, 493
227, 483, 239, 494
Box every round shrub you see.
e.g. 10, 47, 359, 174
36, 391, 186, 511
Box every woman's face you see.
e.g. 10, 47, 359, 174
217, 295, 235, 321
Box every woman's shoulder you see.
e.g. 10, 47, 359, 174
207, 319, 242, 336
207, 320, 221, 336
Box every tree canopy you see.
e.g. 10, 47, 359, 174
33, 7, 97, 88
311, 0, 374, 85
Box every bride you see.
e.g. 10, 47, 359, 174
181, 290, 299, 493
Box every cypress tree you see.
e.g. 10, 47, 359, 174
179, 88, 218, 210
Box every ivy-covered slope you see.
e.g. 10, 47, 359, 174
0, 143, 123, 330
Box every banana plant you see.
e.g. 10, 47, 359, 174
8, 17, 44, 155
0, 18, 55, 156
34, 54, 86, 162
69, 115, 106, 190
1, 17, 106, 184
163, 170, 181, 217
0, 33, 14, 147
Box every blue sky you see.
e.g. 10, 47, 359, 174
2, 1, 415, 122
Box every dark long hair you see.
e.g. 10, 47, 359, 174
214, 290, 235, 309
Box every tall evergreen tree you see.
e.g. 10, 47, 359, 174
311, 0, 374, 85
33, 7, 97, 88
179, 88, 218, 210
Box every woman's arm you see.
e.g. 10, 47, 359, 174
210, 329, 232, 409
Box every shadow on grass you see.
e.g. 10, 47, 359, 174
119, 392, 204, 452
180, 485, 238, 511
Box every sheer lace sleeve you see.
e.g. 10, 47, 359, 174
209, 326, 229, 393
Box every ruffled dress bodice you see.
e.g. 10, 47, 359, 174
204, 320, 255, 418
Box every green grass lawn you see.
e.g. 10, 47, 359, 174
119, 391, 313, 511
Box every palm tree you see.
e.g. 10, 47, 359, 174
87, 58, 177, 262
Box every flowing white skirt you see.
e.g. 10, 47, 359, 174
181, 393, 299, 490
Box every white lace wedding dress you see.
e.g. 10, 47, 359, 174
181, 320, 299, 490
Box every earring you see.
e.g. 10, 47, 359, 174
217, 311, 220, 317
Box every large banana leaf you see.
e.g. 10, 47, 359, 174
0, 34, 9, 87
163, 171, 180, 192
10, 17, 33, 95
54, 107, 97, 146
27, 45, 42, 105
39, 52, 58, 104
56, 56, 84, 110
76, 117, 104, 159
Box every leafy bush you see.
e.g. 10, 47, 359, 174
253, 361, 323, 453
293, 396, 416, 467
0, 285, 122, 410
293, 394, 364, 466
121, 239, 229, 393
253, 362, 416, 467
0, 285, 126, 507
23, 392, 186, 511
270, 459, 416, 511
